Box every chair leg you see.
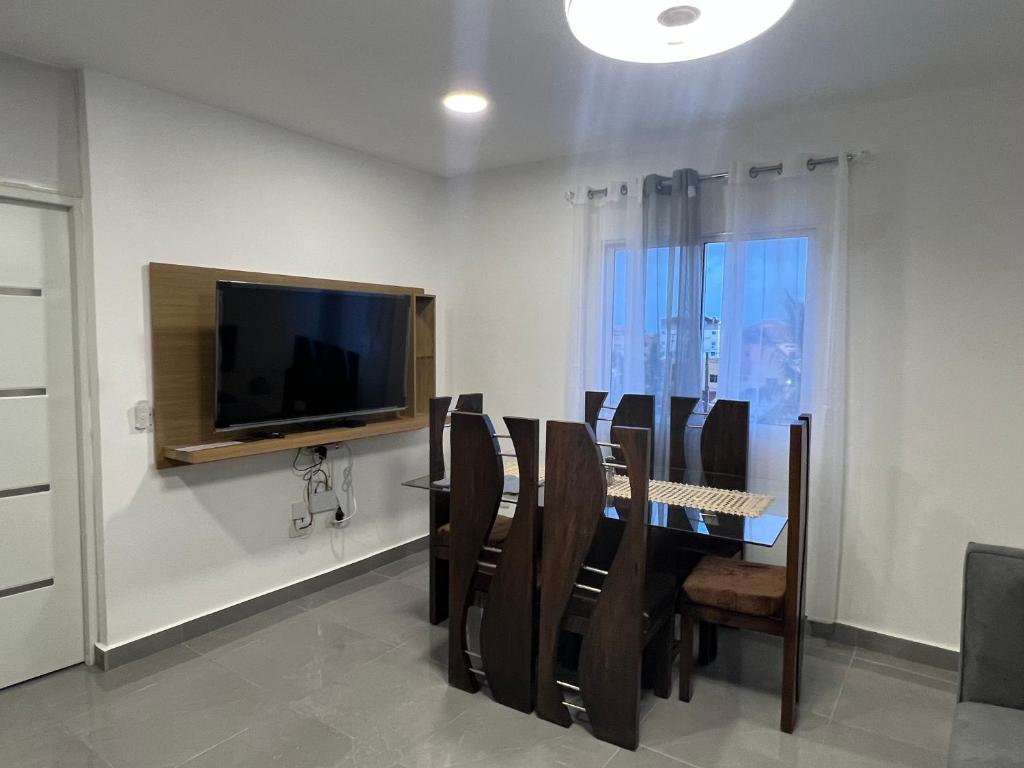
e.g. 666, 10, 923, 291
679, 612, 694, 702
697, 621, 718, 666
653, 620, 672, 699
795, 620, 804, 704
429, 554, 449, 625
780, 627, 799, 733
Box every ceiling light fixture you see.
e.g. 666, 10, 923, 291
564, 0, 796, 64
442, 90, 489, 114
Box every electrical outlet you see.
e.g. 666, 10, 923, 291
132, 400, 153, 431
289, 500, 310, 538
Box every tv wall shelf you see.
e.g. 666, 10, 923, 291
149, 263, 435, 469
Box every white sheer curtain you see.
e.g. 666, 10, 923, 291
569, 179, 644, 413
719, 155, 850, 623
569, 173, 704, 474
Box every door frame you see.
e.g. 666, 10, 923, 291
0, 181, 101, 666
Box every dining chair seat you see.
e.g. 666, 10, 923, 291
683, 555, 787, 618
437, 513, 513, 547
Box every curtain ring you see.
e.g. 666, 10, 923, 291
619, 183, 628, 196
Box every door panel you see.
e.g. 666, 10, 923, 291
0, 396, 51, 490
0, 492, 55, 591
0, 198, 84, 689
0, 201, 67, 289
0, 294, 47, 389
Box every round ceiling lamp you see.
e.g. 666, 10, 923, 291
564, 0, 796, 64
442, 90, 490, 114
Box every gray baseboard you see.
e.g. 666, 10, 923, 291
94, 536, 429, 671
808, 620, 959, 672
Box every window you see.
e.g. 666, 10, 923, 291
605, 236, 808, 424
608, 245, 683, 401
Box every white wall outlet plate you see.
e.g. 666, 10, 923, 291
133, 400, 153, 431
289, 501, 311, 538
291, 500, 309, 522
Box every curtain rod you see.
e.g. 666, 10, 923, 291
700, 152, 862, 182
577, 152, 863, 200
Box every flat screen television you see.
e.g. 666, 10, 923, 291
215, 281, 410, 430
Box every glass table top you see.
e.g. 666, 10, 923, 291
402, 470, 788, 548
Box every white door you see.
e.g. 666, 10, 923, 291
0, 196, 85, 689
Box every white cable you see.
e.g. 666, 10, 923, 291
339, 443, 358, 520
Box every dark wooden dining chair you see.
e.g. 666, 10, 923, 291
584, 391, 656, 478
667, 397, 749, 484
701, 399, 749, 489
668, 397, 750, 662
667, 396, 700, 482
428, 393, 492, 625
447, 411, 540, 714
536, 421, 675, 750
677, 414, 810, 734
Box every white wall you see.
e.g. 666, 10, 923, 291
445, 79, 1024, 650
0, 51, 81, 195
82, 71, 451, 647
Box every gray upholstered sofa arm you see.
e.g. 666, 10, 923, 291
959, 542, 1024, 710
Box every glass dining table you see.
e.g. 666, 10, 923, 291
402, 469, 789, 549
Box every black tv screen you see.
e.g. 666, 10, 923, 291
215, 281, 410, 430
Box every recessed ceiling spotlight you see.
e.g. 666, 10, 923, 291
564, 0, 796, 64
442, 90, 489, 114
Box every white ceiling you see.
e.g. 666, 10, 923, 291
2, 0, 1023, 176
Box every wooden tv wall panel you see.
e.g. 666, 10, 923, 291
149, 263, 435, 468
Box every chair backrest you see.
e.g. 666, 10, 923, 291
611, 394, 655, 478
700, 399, 749, 487
584, 390, 608, 433
428, 396, 452, 481
537, 420, 609, 727
428, 393, 484, 481
536, 420, 652, 744
582, 391, 654, 477
447, 410, 503, 693
668, 396, 700, 482
783, 415, 810, 633
959, 543, 1024, 709
479, 416, 540, 713
579, 425, 652, 749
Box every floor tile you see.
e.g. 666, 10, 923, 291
179, 707, 359, 767
607, 745, 697, 767
694, 630, 850, 720
852, 647, 958, 685
313, 578, 431, 645
4, 645, 203, 725
206, 612, 396, 700
183, 602, 307, 656
0, 726, 113, 767
394, 620, 449, 670
643, 713, 946, 768
404, 701, 568, 767
289, 644, 474, 754
293, 572, 392, 611
373, 550, 428, 581
0, 681, 62, 748
63, 655, 269, 768
641, 675, 785, 749
831, 659, 956, 753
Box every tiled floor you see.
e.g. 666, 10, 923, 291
0, 550, 956, 768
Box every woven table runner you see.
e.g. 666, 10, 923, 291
608, 476, 773, 519
503, 460, 545, 484
504, 461, 773, 519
